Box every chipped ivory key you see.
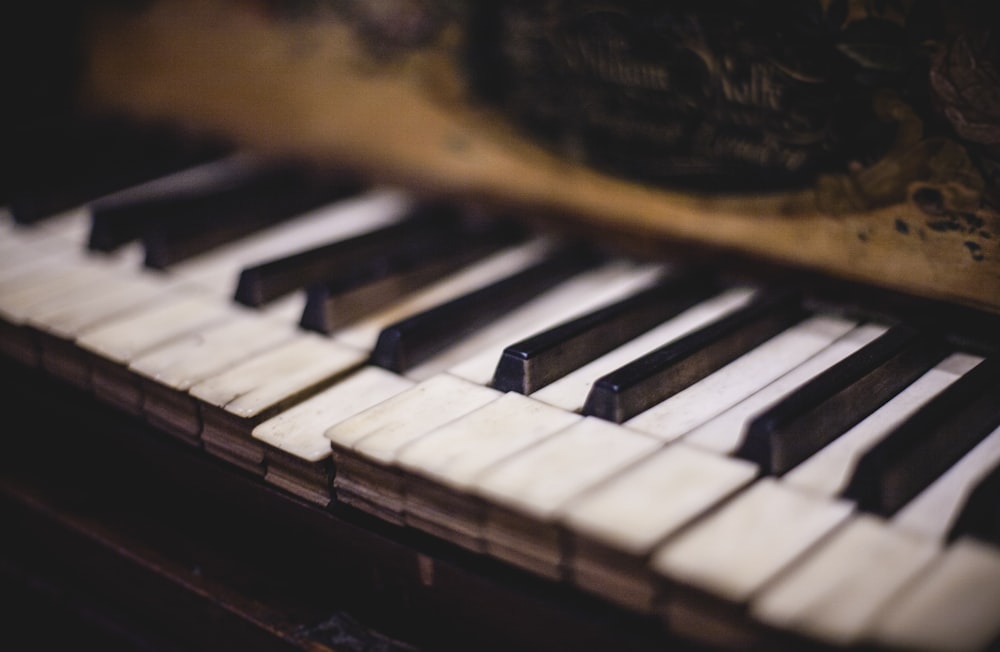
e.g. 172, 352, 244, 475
130, 314, 301, 440
189, 334, 366, 473
397, 393, 582, 550
327, 374, 501, 523
252, 366, 414, 505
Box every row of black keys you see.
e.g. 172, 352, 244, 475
9, 118, 1000, 548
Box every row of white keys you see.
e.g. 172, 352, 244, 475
190, 333, 368, 472
872, 537, 1000, 652
252, 367, 415, 505
115, 193, 412, 423
476, 418, 662, 578
751, 513, 1000, 651
323, 263, 727, 519
398, 393, 583, 549
323, 293, 875, 612
564, 443, 760, 612
623, 314, 858, 441
24, 189, 402, 432
328, 375, 503, 523
247, 239, 560, 497
106, 190, 421, 441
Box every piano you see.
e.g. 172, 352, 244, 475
3, 1, 1000, 651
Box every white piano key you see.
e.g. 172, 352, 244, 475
397, 393, 582, 490
129, 313, 299, 391
477, 417, 661, 520
76, 291, 236, 363
750, 514, 938, 646
422, 260, 666, 384
784, 353, 983, 498
871, 537, 1000, 652
893, 423, 1000, 541
563, 443, 758, 557
476, 418, 662, 578
12, 206, 92, 245
651, 479, 853, 603
25, 271, 177, 339
0, 255, 144, 325
188, 334, 366, 419
253, 366, 414, 462
327, 374, 502, 463
328, 375, 502, 522
167, 188, 410, 295
624, 314, 857, 441
531, 286, 756, 412
0, 265, 109, 323
333, 238, 556, 351
398, 393, 583, 550
682, 322, 887, 454
0, 243, 74, 283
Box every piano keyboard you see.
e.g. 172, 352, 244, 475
3, 150, 1000, 652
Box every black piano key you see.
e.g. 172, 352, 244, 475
370, 245, 603, 373
949, 461, 1000, 546
582, 290, 806, 423
842, 357, 1000, 516
735, 326, 949, 475
141, 164, 362, 269
88, 155, 261, 252
9, 115, 227, 224
491, 269, 720, 394
234, 205, 462, 308
299, 220, 524, 333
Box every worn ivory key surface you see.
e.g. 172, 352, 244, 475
397, 392, 582, 550
870, 538, 1000, 652
252, 366, 414, 505
130, 313, 300, 440
750, 514, 938, 646
327, 374, 501, 523
76, 291, 235, 364
682, 323, 887, 454
624, 314, 857, 442
530, 287, 754, 412
560, 443, 758, 611
477, 417, 661, 577
650, 478, 853, 604
189, 334, 366, 473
